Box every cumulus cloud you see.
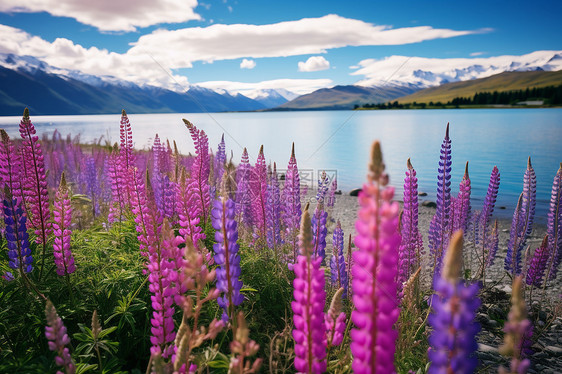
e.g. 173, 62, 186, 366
195, 78, 333, 96
351, 50, 562, 87
298, 56, 330, 72
240, 58, 256, 69
0, 0, 200, 32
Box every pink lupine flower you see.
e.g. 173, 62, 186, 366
53, 174, 75, 276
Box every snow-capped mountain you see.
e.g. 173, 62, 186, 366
353, 50, 562, 88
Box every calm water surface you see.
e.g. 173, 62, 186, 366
1, 109, 561, 222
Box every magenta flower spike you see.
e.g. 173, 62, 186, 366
283, 143, 302, 262
526, 235, 550, 287
428, 124, 452, 280
184, 119, 211, 227
546, 163, 562, 280
211, 196, 244, 322
18, 108, 52, 279
0, 130, 23, 202
53, 174, 75, 276
351, 142, 400, 374
107, 147, 127, 223
266, 162, 282, 252
505, 158, 535, 276
398, 158, 424, 293
152, 134, 164, 211
452, 162, 472, 234
176, 170, 205, 249
292, 207, 327, 373
251, 145, 268, 241
119, 109, 135, 170
45, 300, 76, 374
428, 231, 480, 374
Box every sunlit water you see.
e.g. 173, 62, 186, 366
1, 108, 561, 222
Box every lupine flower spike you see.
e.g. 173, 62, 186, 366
53, 173, 76, 276
211, 196, 244, 322
499, 276, 531, 374
351, 141, 400, 374
526, 235, 550, 288
283, 143, 302, 263
251, 145, 268, 242
545, 163, 562, 281
329, 220, 348, 297
429, 124, 452, 281
292, 206, 327, 373
3, 187, 33, 280
229, 312, 263, 374
45, 300, 76, 374
428, 231, 480, 374
477, 166, 500, 279
325, 288, 346, 348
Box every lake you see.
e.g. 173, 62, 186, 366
1, 109, 561, 222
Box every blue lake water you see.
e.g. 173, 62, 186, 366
1, 109, 561, 222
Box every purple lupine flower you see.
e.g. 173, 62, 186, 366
84, 156, 100, 217
53, 174, 75, 277
428, 124, 452, 280
398, 158, 424, 293
526, 235, 550, 287
176, 170, 205, 249
326, 177, 337, 208
292, 207, 326, 373
329, 220, 348, 297
316, 171, 329, 203
152, 134, 164, 211
119, 109, 135, 170
211, 197, 244, 322
325, 288, 346, 348
476, 165, 500, 278
107, 147, 126, 223
428, 231, 480, 374
19, 108, 52, 278
251, 145, 268, 242
311, 202, 328, 262
160, 175, 177, 220
266, 163, 282, 253
283, 143, 302, 262
45, 300, 76, 374
215, 134, 226, 186
235, 148, 252, 227
351, 142, 400, 374
499, 276, 531, 374
3, 193, 33, 278
452, 162, 471, 234
546, 163, 562, 280
184, 119, 211, 227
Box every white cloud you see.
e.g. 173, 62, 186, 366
351, 50, 562, 87
195, 78, 333, 96
240, 58, 256, 69
298, 56, 330, 72
470, 51, 486, 56
0, 0, 200, 32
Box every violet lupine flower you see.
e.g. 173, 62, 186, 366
251, 145, 268, 241
326, 177, 337, 208
292, 208, 326, 374
19, 108, 52, 276
452, 162, 471, 234
351, 141, 400, 374
160, 176, 177, 220
316, 171, 329, 202
546, 163, 562, 280
176, 170, 205, 249
3, 193, 33, 279
325, 288, 346, 348
0, 130, 23, 201
526, 235, 550, 287
311, 202, 328, 262
398, 158, 424, 293
53, 174, 75, 276
329, 220, 348, 297
184, 119, 211, 226
235, 148, 252, 226
428, 124, 452, 280
266, 163, 282, 252
45, 300, 76, 374
119, 109, 135, 170
84, 156, 100, 216
211, 197, 244, 322
499, 276, 531, 374
283, 143, 302, 262
215, 134, 226, 186
428, 231, 480, 374
476, 166, 500, 278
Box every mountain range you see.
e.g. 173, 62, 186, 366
0, 54, 292, 115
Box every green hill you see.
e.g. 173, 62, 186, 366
396, 70, 562, 104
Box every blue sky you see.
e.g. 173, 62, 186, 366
0, 0, 560, 95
